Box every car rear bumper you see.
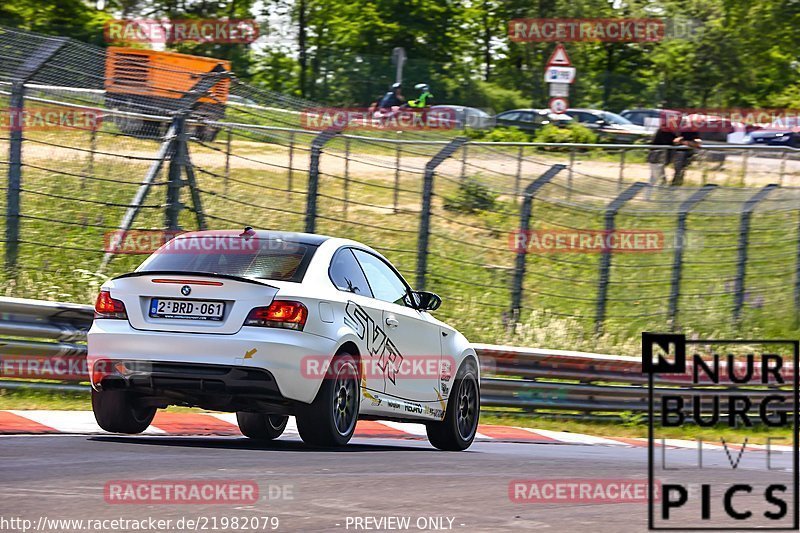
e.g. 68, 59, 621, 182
88, 319, 339, 404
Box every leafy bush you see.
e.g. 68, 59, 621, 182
467, 126, 532, 143
533, 123, 598, 144
444, 178, 498, 214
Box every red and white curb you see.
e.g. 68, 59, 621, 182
0, 411, 791, 451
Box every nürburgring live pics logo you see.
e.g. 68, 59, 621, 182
643, 332, 799, 530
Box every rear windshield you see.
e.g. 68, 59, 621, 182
137, 236, 318, 283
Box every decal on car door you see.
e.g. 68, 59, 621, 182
345, 301, 404, 385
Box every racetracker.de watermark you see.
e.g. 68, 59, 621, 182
103, 230, 302, 255
301, 355, 455, 381
509, 229, 664, 254
104, 19, 259, 44
104, 480, 261, 504
0, 107, 102, 131
0, 356, 88, 381
300, 107, 457, 131
509, 479, 659, 504
650, 108, 800, 132
509, 18, 663, 42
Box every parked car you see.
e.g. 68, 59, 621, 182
746, 117, 800, 147
88, 229, 480, 450
494, 108, 572, 132
621, 108, 755, 143
429, 105, 493, 130
563, 108, 650, 142
620, 108, 668, 132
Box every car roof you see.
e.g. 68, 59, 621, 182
178, 229, 332, 246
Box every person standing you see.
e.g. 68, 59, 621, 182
671, 115, 702, 186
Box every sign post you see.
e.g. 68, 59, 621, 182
544, 44, 574, 113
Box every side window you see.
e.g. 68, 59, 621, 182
352, 250, 410, 307
517, 111, 535, 123
329, 248, 373, 297
499, 111, 519, 121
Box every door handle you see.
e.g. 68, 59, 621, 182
385, 316, 399, 328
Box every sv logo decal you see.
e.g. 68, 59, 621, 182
345, 301, 404, 384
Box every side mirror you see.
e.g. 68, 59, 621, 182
410, 290, 442, 311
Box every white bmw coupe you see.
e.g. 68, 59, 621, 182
88, 229, 480, 450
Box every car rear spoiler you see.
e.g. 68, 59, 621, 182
113, 270, 279, 289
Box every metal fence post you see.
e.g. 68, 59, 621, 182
594, 182, 647, 335
343, 136, 350, 220
99, 122, 177, 271
618, 148, 626, 186
5, 81, 24, 270
510, 165, 566, 318
668, 184, 716, 330
85, 125, 97, 185
305, 128, 339, 234
4, 37, 68, 271
460, 142, 468, 179
568, 148, 575, 201
740, 149, 749, 187
733, 184, 778, 322
287, 131, 295, 194
779, 150, 787, 186
514, 145, 523, 201
224, 126, 232, 195
165, 114, 188, 230
416, 137, 468, 291
394, 143, 401, 213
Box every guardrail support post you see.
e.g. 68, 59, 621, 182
305, 128, 339, 233
595, 182, 647, 335
733, 184, 778, 322
668, 184, 716, 330
510, 165, 566, 319
416, 137, 468, 291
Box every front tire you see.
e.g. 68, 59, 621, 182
236, 412, 288, 441
91, 389, 156, 434
296, 353, 360, 447
426, 363, 480, 451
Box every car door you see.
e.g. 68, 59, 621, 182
351, 249, 442, 404
328, 247, 386, 399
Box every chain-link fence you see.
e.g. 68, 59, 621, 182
3, 25, 800, 348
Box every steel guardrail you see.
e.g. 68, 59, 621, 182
0, 297, 792, 415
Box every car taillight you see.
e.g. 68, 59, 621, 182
94, 290, 127, 319
90, 359, 114, 386
245, 300, 308, 331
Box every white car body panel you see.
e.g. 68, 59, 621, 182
87, 231, 478, 423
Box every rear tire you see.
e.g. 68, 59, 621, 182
426, 363, 480, 451
296, 353, 360, 447
91, 389, 156, 434
236, 412, 288, 440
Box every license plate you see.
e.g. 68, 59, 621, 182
149, 298, 225, 321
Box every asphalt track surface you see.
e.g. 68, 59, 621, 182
0, 433, 794, 533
